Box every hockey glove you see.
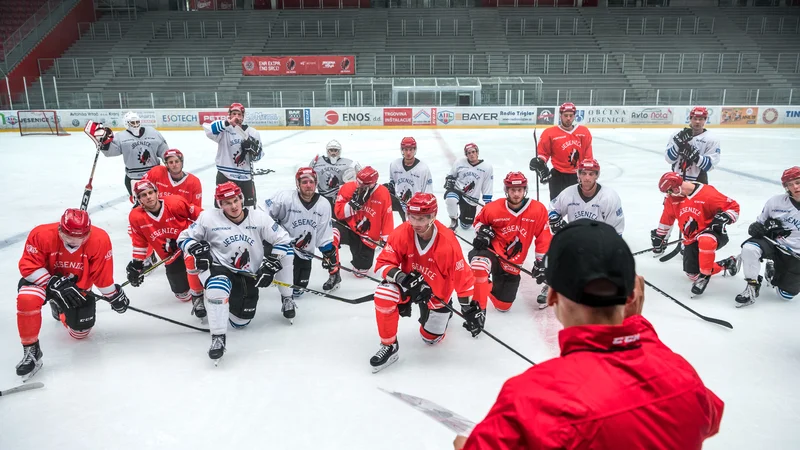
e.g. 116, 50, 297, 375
444, 175, 457, 191
529, 157, 551, 183
532, 259, 546, 285
186, 240, 212, 272
397, 300, 413, 318
255, 254, 283, 288
461, 300, 485, 338
397, 270, 433, 305
679, 145, 700, 166
94, 126, 113, 147
710, 212, 733, 234
47, 275, 87, 310
548, 212, 566, 234
321, 248, 338, 270
383, 181, 396, 196
473, 225, 496, 251
106, 285, 129, 314
241, 137, 261, 159
163, 238, 179, 255
651, 229, 668, 255
349, 187, 370, 211
126, 259, 145, 287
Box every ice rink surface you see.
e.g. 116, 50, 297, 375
0, 126, 798, 449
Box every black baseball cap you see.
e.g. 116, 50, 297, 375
544, 219, 636, 307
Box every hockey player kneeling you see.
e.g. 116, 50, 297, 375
370, 193, 478, 373
178, 182, 294, 362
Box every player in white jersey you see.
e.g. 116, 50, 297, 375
665, 106, 721, 183
203, 103, 263, 207
178, 182, 294, 362
94, 111, 168, 201
310, 140, 360, 208
735, 166, 800, 307
548, 159, 625, 235
383, 136, 433, 222
265, 167, 340, 297
444, 142, 494, 230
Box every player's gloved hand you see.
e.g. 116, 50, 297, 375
321, 248, 338, 270
548, 212, 566, 234
163, 238, 179, 255
241, 137, 261, 158
444, 175, 457, 191
126, 259, 145, 287
349, 187, 369, 211
679, 145, 701, 166
106, 285, 129, 314
255, 254, 283, 288
94, 126, 113, 146
532, 259, 546, 284
382, 181, 396, 196
529, 157, 551, 183
763, 218, 790, 240
461, 300, 485, 338
473, 225, 496, 251
47, 275, 87, 309
186, 240, 212, 272
748, 221, 766, 238
396, 270, 433, 305
397, 300, 413, 318
651, 229, 668, 255
710, 212, 733, 234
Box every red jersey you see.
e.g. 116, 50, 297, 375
334, 181, 393, 249
657, 183, 740, 245
129, 195, 201, 262
537, 125, 593, 174
376, 221, 474, 303
143, 165, 203, 209
473, 198, 552, 276
19, 224, 115, 291
464, 315, 724, 450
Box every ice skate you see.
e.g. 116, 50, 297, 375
353, 268, 368, 279
370, 341, 399, 373
191, 294, 207, 320
691, 274, 710, 297
735, 276, 762, 308
209, 334, 226, 365
448, 218, 458, 231
16, 341, 43, 381
718, 255, 741, 277
292, 287, 305, 298
323, 272, 341, 291
764, 261, 775, 287
537, 285, 549, 309
281, 296, 297, 323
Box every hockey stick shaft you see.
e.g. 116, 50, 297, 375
269, 279, 374, 304
533, 129, 540, 202
764, 237, 800, 260
293, 248, 384, 284
332, 218, 385, 248
455, 233, 535, 276
81, 121, 103, 211
631, 238, 682, 257
659, 233, 683, 262
643, 279, 733, 329
90, 292, 209, 332
1, 381, 44, 397
120, 255, 172, 288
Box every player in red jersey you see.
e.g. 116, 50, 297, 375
15, 209, 129, 379
127, 179, 205, 318
470, 172, 552, 313
333, 166, 394, 277
652, 172, 741, 296
369, 193, 477, 372
143, 148, 203, 208
529, 102, 593, 200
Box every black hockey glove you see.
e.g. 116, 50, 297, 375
679, 145, 700, 166
255, 254, 283, 288
186, 240, 212, 272
529, 157, 551, 183
47, 275, 87, 309
105, 285, 129, 314
163, 238, 179, 255
397, 299, 413, 318
321, 248, 338, 270
549, 215, 566, 234
651, 229, 668, 255
532, 259, 546, 285
382, 181, 396, 196
761, 218, 791, 240
710, 212, 733, 234
461, 300, 485, 338
126, 259, 145, 287
241, 137, 261, 158
444, 175, 457, 191
397, 270, 433, 305
473, 225, 496, 251
349, 187, 370, 211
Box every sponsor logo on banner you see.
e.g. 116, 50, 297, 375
0, 112, 18, 127
245, 111, 280, 127
384, 108, 412, 126
582, 108, 627, 124
536, 108, 555, 125
285, 109, 310, 127
498, 110, 536, 125
761, 108, 779, 125
785, 110, 800, 124
325, 110, 339, 125
630, 107, 673, 125
198, 111, 227, 124
572, 110, 585, 123
66, 110, 123, 128
242, 56, 355, 76
720, 107, 758, 126
437, 110, 455, 125
413, 109, 435, 125
459, 112, 499, 122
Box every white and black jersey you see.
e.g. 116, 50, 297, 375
447, 158, 494, 206
203, 121, 263, 181
665, 129, 721, 182
265, 190, 335, 260
388, 158, 433, 203
101, 127, 168, 180
549, 184, 625, 235
311, 156, 359, 199
757, 194, 800, 252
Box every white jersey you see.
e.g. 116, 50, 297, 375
311, 156, 360, 199
265, 190, 334, 261
203, 121, 263, 181
549, 184, 625, 235
757, 194, 800, 252
447, 158, 494, 206
101, 127, 168, 180
389, 158, 433, 204
665, 129, 721, 182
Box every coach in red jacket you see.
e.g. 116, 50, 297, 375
456, 220, 724, 450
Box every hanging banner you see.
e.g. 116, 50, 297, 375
242, 56, 355, 76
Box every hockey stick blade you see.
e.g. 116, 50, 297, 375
659, 240, 682, 262
454, 233, 535, 277
643, 280, 733, 329
379, 388, 476, 435
631, 239, 681, 257
270, 279, 373, 304
1, 381, 44, 397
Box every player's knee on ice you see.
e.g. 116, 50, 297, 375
418, 303, 452, 345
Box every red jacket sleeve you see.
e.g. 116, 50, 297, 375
88, 229, 115, 289
533, 203, 552, 259
703, 387, 725, 439
189, 175, 203, 209
334, 182, 355, 220
128, 211, 150, 260
708, 187, 739, 223
657, 197, 677, 237
19, 228, 51, 285
375, 228, 405, 279
451, 247, 475, 299
463, 382, 526, 450
582, 127, 594, 160
378, 188, 394, 241
536, 128, 553, 164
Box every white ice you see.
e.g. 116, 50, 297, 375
0, 126, 798, 450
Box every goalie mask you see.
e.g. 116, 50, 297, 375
326, 140, 342, 164
124, 111, 141, 134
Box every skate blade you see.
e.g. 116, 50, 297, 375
371, 354, 399, 374
21, 361, 43, 382
323, 283, 341, 293
537, 303, 548, 310
735, 300, 755, 308
212, 355, 224, 367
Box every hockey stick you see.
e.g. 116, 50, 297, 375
80, 121, 103, 211
454, 189, 485, 207
253, 168, 275, 176
455, 233, 536, 277
643, 279, 733, 329
533, 129, 540, 202
379, 388, 476, 435
120, 254, 172, 288
269, 279, 374, 304
293, 247, 385, 284
0, 381, 44, 397
631, 238, 682, 257
659, 237, 683, 262
89, 292, 210, 332
332, 218, 386, 248
764, 236, 800, 261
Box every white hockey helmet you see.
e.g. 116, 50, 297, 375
124, 111, 141, 133
326, 140, 342, 163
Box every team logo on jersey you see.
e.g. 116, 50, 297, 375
231, 248, 251, 270
233, 150, 247, 166
25, 244, 38, 254
505, 237, 523, 260
400, 189, 412, 203
455, 260, 464, 271
463, 180, 476, 194
568, 149, 580, 168
356, 217, 371, 234
295, 232, 312, 249
327, 176, 340, 188
683, 217, 699, 237
138, 149, 152, 165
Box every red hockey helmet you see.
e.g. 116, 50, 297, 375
560, 102, 577, 114
782, 166, 800, 186
577, 159, 600, 174
215, 181, 242, 201
400, 137, 417, 151
689, 106, 708, 119
229, 103, 245, 115
356, 166, 379, 186
658, 172, 684, 194
464, 143, 479, 155
164, 148, 184, 163
504, 171, 528, 189
296, 167, 317, 185
133, 179, 158, 197
407, 192, 438, 216
60, 208, 91, 238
